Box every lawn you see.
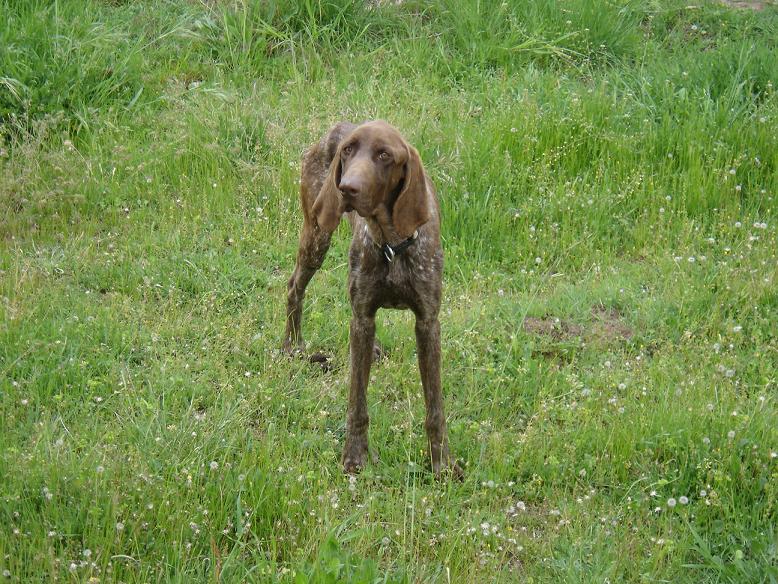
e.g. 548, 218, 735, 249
1, 0, 777, 582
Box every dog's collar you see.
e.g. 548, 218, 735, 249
381, 230, 418, 263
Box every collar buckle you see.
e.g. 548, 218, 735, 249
381, 230, 418, 263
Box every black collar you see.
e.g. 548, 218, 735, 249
382, 230, 418, 263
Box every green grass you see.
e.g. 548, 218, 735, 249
1, 0, 777, 581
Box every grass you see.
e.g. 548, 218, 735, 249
1, 0, 777, 581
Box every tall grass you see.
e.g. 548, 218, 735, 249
0, 0, 147, 136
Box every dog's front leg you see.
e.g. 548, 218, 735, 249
342, 314, 374, 473
415, 317, 462, 480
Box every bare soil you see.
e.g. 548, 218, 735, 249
523, 305, 633, 344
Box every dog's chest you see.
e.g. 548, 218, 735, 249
379, 262, 418, 309
348, 242, 440, 312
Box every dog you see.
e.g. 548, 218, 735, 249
283, 120, 461, 479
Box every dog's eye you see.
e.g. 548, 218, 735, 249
343, 145, 353, 155
377, 151, 390, 161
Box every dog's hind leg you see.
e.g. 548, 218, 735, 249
283, 219, 333, 354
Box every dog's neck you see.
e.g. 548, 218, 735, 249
365, 205, 406, 247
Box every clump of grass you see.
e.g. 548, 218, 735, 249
0, 0, 146, 139
196, 0, 407, 76
426, 0, 645, 71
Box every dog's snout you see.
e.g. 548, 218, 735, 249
338, 175, 362, 197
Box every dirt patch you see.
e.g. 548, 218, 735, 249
523, 317, 582, 341
522, 305, 633, 346
590, 305, 633, 342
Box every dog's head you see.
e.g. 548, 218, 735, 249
312, 120, 430, 238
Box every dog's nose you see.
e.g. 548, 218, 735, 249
338, 176, 362, 197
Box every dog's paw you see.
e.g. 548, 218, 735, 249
432, 458, 464, 482
281, 338, 305, 357
342, 439, 369, 474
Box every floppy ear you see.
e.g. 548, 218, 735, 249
393, 144, 431, 239
312, 153, 345, 233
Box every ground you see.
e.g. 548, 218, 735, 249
1, 1, 777, 582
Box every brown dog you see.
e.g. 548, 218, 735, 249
283, 120, 461, 479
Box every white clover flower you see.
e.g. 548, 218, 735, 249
209, 461, 219, 471
667, 498, 677, 508
727, 430, 736, 439
116, 522, 125, 531
679, 496, 689, 505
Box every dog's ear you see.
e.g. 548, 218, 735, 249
312, 153, 345, 233
393, 144, 431, 239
